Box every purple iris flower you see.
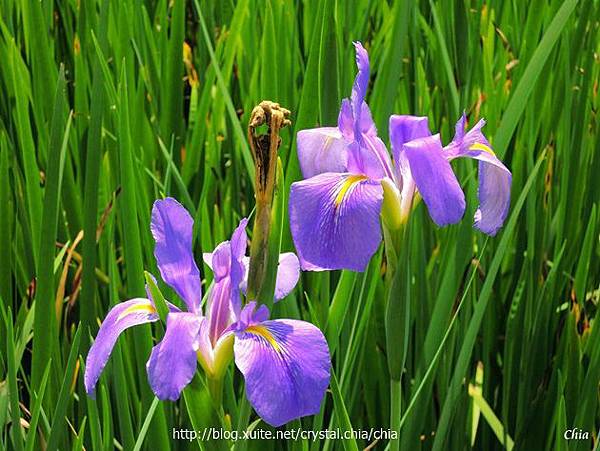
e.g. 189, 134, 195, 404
85, 198, 330, 427
289, 42, 511, 272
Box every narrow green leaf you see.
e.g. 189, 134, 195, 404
494, 0, 578, 157
144, 271, 169, 322
32, 66, 70, 393
7, 308, 24, 451
574, 205, 596, 304
46, 326, 82, 451
132, 397, 159, 451
24, 360, 52, 451
329, 370, 359, 451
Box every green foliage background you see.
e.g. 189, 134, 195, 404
0, 0, 599, 449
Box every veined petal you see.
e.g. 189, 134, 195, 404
203, 218, 248, 316
445, 116, 511, 235
236, 301, 270, 329
205, 277, 235, 345
337, 99, 354, 139
146, 311, 201, 401
289, 172, 383, 272
346, 135, 392, 181
85, 298, 158, 395
358, 102, 378, 137
297, 127, 348, 179
338, 98, 378, 140
234, 318, 330, 427
211, 241, 232, 280
151, 198, 201, 313
403, 134, 466, 226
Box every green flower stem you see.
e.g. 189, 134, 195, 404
207, 376, 224, 407
384, 221, 412, 451
390, 379, 402, 451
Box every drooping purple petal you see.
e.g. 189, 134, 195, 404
403, 134, 466, 226
146, 311, 201, 401
297, 127, 349, 179
234, 317, 330, 427
85, 298, 158, 395
151, 198, 201, 314
445, 116, 511, 235
472, 160, 512, 235
289, 172, 383, 272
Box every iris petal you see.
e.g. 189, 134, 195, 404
403, 134, 466, 226
146, 311, 201, 401
201, 218, 248, 315
389, 114, 432, 175
84, 298, 158, 395
273, 253, 300, 300
297, 127, 349, 178
351, 41, 370, 116
151, 198, 201, 313
229, 219, 248, 314
289, 172, 383, 272
473, 159, 512, 235
445, 116, 511, 235
234, 318, 330, 427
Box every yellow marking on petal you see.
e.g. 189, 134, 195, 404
334, 175, 368, 206
469, 142, 496, 157
246, 325, 281, 352
117, 303, 157, 321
